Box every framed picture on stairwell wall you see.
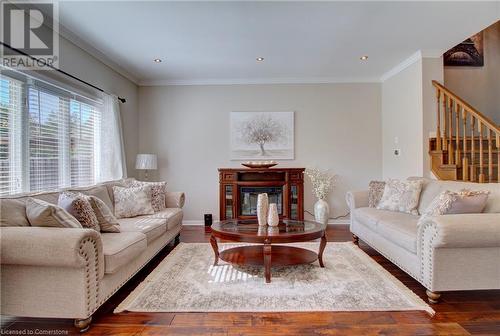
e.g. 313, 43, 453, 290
444, 32, 484, 67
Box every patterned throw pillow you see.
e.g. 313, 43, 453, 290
422, 189, 490, 217
368, 181, 386, 208
113, 185, 155, 218
376, 179, 423, 215
130, 181, 167, 212
25, 198, 82, 228
88, 196, 120, 233
58, 192, 100, 232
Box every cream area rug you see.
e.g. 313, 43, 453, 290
115, 242, 433, 314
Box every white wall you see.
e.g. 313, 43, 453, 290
382, 59, 424, 179
444, 21, 500, 125
57, 37, 139, 176
381, 54, 444, 180
138, 84, 382, 222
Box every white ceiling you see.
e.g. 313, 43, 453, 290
57, 1, 500, 85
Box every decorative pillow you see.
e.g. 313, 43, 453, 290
130, 181, 167, 212
368, 181, 386, 208
376, 179, 423, 215
113, 185, 154, 218
88, 196, 120, 233
422, 189, 490, 217
25, 198, 82, 228
58, 192, 100, 232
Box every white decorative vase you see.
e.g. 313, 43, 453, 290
314, 199, 329, 225
267, 203, 279, 227
257, 193, 269, 226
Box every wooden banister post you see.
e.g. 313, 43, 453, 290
443, 94, 448, 161
436, 88, 441, 151
470, 116, 476, 182
478, 120, 485, 183
448, 98, 454, 165
462, 109, 468, 181
488, 130, 493, 182
455, 104, 461, 168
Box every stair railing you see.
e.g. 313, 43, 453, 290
433, 80, 500, 182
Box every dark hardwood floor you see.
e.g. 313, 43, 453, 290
2, 225, 500, 335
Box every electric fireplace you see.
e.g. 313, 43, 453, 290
219, 168, 304, 221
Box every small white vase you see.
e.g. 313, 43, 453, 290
257, 193, 269, 226
314, 199, 329, 225
267, 203, 279, 227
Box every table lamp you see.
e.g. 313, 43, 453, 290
135, 154, 157, 181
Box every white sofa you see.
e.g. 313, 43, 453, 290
0, 178, 184, 331
346, 178, 500, 304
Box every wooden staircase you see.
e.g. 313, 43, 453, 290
429, 81, 499, 183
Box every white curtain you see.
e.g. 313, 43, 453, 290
98, 94, 127, 182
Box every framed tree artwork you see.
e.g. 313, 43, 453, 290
230, 111, 294, 160
444, 32, 484, 66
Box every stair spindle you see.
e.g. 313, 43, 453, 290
455, 104, 461, 167
497, 134, 500, 182
462, 108, 468, 181
448, 98, 454, 164
471, 116, 476, 182
443, 94, 448, 160
488, 129, 493, 182
478, 120, 485, 183
436, 89, 441, 151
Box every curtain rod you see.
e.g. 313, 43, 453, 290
0, 42, 126, 103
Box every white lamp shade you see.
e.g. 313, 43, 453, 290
135, 154, 157, 170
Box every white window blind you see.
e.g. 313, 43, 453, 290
0, 76, 23, 195
0, 72, 103, 196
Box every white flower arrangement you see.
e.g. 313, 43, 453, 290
305, 168, 336, 200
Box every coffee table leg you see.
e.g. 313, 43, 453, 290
210, 234, 219, 266
318, 232, 327, 268
263, 241, 272, 283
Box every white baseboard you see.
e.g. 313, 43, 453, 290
182, 219, 349, 226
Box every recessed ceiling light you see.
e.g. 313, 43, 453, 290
256, 57, 264, 61
360, 55, 369, 61
153, 58, 162, 63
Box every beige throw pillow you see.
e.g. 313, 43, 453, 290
58, 192, 100, 232
88, 196, 120, 232
422, 189, 490, 217
130, 181, 167, 212
25, 198, 82, 228
368, 181, 386, 208
113, 185, 154, 218
377, 179, 423, 215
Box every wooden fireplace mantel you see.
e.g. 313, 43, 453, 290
218, 167, 305, 221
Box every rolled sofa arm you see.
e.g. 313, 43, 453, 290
166, 191, 185, 208
345, 190, 369, 209
1, 227, 104, 279
418, 213, 500, 249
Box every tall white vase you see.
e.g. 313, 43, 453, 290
267, 203, 279, 227
314, 199, 329, 225
257, 193, 269, 226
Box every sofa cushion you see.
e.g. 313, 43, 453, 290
101, 231, 147, 274
375, 213, 419, 253
118, 216, 166, 243
352, 207, 419, 253
146, 208, 183, 230
72, 185, 114, 214
0, 198, 30, 227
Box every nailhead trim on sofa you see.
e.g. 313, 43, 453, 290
78, 237, 100, 317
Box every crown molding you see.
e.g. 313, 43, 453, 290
57, 24, 140, 85
139, 76, 380, 86
380, 51, 423, 82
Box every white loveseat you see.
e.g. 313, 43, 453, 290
346, 178, 500, 304
0, 178, 184, 331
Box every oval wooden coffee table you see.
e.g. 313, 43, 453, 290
210, 219, 327, 283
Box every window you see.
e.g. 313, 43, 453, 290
0, 72, 102, 196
